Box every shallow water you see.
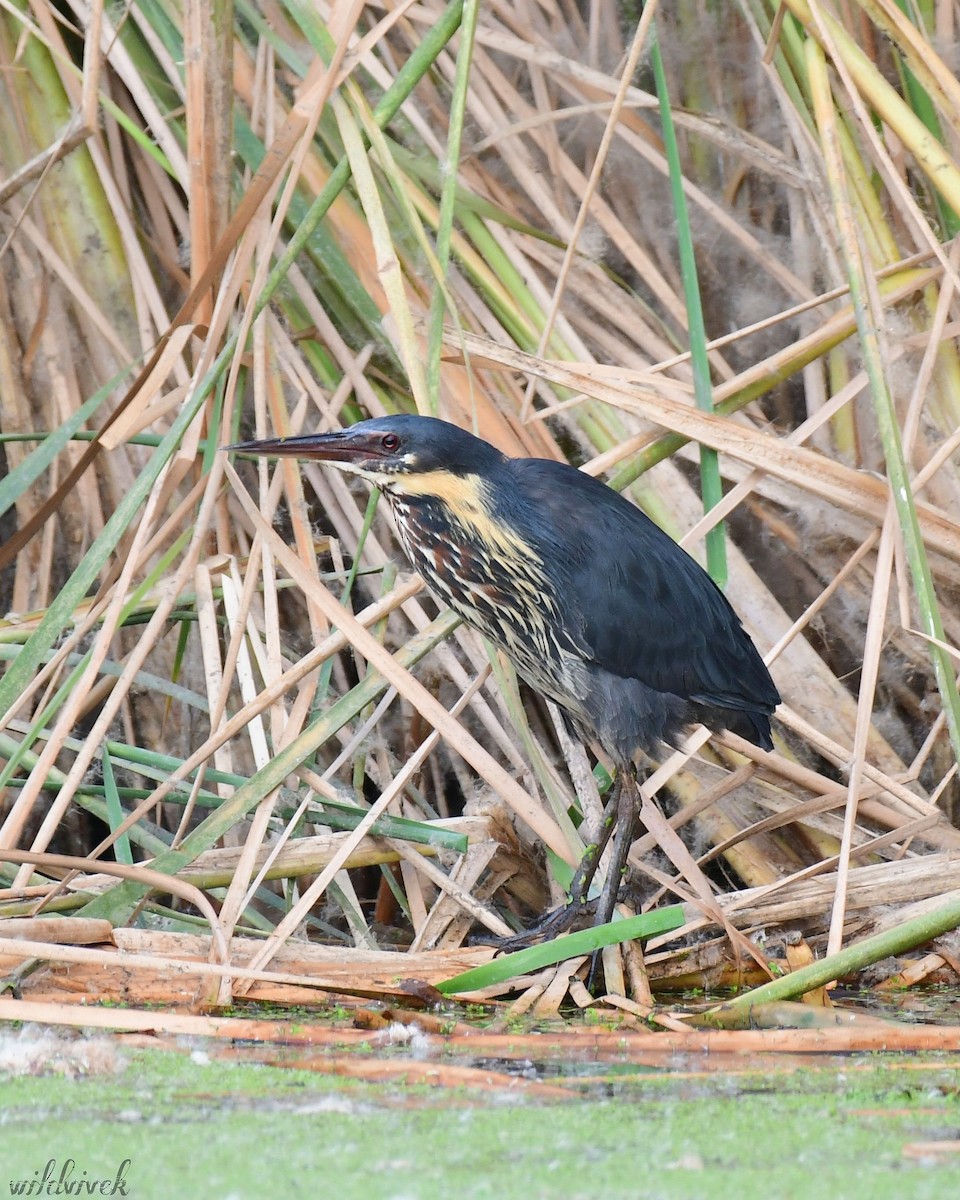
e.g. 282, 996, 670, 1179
2, 999, 960, 1199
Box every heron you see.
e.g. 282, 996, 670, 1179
229, 415, 779, 945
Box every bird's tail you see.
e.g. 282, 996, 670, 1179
693, 703, 774, 752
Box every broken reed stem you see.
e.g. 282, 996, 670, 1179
722, 890, 960, 1009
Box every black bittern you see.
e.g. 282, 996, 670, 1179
230, 415, 779, 943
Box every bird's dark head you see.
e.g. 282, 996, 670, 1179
228, 414, 506, 492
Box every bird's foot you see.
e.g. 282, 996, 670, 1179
494, 894, 598, 954
487, 780, 628, 955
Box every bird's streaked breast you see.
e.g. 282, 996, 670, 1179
383, 469, 585, 708
390, 470, 534, 561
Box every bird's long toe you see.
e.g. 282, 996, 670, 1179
493, 894, 598, 953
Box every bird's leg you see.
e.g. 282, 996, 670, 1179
586, 769, 639, 991
496, 776, 623, 952
593, 770, 638, 930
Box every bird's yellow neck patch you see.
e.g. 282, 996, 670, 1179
389, 470, 536, 561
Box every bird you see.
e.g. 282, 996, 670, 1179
229, 414, 780, 947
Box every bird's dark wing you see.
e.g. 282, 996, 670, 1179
504, 458, 780, 718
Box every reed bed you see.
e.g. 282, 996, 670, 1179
1, 0, 959, 1016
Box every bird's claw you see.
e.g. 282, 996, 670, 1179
493, 895, 598, 954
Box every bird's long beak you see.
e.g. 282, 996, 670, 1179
226, 430, 381, 464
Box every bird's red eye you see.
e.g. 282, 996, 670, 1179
381, 433, 401, 452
